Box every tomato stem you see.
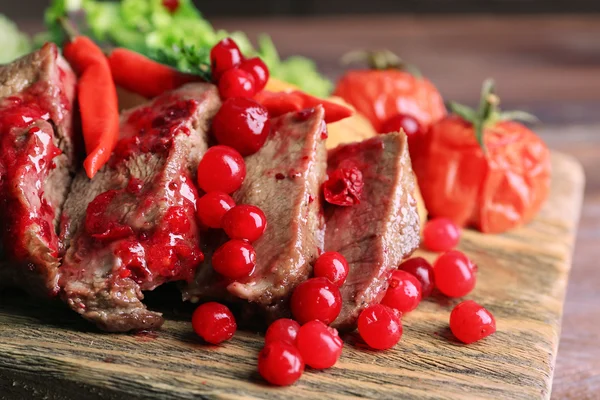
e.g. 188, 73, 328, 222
341, 50, 422, 77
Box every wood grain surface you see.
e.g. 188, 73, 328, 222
0, 152, 584, 399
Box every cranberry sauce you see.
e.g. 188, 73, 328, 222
81, 97, 204, 288
0, 84, 64, 260
113, 98, 198, 164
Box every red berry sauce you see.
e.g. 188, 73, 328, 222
290, 277, 342, 325
423, 217, 461, 252
313, 251, 349, 287
212, 239, 257, 279
197, 145, 246, 194
434, 250, 477, 298
162, 0, 180, 13
323, 166, 364, 206
239, 57, 270, 92
210, 38, 243, 81
265, 318, 301, 345
212, 97, 271, 156
196, 192, 235, 229
358, 304, 403, 350
258, 341, 304, 386
296, 320, 344, 369
399, 257, 435, 298
381, 270, 422, 314
221, 204, 267, 243
192, 302, 237, 344
450, 300, 496, 344
0, 72, 71, 265
218, 68, 256, 99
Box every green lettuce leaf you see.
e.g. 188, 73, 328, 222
0, 14, 33, 64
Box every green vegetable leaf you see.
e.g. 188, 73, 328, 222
0, 14, 33, 64
448, 101, 477, 124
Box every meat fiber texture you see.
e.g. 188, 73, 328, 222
0, 43, 76, 297
325, 132, 421, 331
59, 83, 220, 332
184, 106, 327, 322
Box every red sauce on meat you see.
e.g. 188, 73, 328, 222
82, 98, 203, 286
0, 82, 64, 260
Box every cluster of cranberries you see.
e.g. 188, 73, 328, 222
194, 38, 272, 281
190, 38, 496, 387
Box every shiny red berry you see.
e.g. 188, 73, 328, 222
399, 257, 435, 297
212, 97, 271, 156
381, 270, 422, 314
434, 250, 477, 298
210, 38, 243, 80
196, 192, 235, 229
218, 68, 256, 99
197, 145, 246, 194
423, 217, 461, 252
380, 113, 424, 144
358, 304, 402, 350
222, 204, 267, 242
212, 239, 256, 279
313, 251, 349, 287
450, 300, 496, 344
192, 302, 237, 344
296, 320, 343, 369
240, 57, 270, 92
258, 341, 304, 386
291, 277, 342, 325
265, 318, 301, 345
162, 0, 180, 13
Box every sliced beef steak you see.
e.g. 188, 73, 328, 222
325, 133, 420, 330
184, 107, 327, 320
60, 83, 220, 332
0, 43, 76, 296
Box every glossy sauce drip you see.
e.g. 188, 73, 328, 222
84, 98, 203, 286
0, 82, 64, 260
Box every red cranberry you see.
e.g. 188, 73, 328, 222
450, 300, 496, 344
399, 257, 435, 297
380, 114, 424, 147
265, 318, 301, 345
323, 167, 363, 206
212, 97, 271, 156
313, 251, 349, 287
296, 320, 343, 369
240, 57, 270, 92
196, 192, 235, 229
434, 250, 477, 298
162, 0, 179, 13
197, 145, 246, 194
222, 204, 267, 243
192, 302, 237, 344
423, 217, 461, 252
218, 68, 256, 99
212, 239, 256, 279
258, 341, 304, 386
358, 304, 402, 350
210, 38, 243, 81
291, 277, 342, 325
381, 270, 422, 314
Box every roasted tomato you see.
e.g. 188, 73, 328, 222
413, 79, 551, 234
333, 50, 446, 133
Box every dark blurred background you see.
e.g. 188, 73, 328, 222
3, 0, 600, 19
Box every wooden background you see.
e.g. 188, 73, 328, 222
7, 15, 600, 399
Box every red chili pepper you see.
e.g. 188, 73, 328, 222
254, 90, 353, 124
108, 48, 201, 99
63, 35, 120, 179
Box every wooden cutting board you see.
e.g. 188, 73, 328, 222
0, 152, 584, 400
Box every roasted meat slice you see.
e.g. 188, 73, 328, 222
60, 83, 220, 332
184, 106, 327, 320
0, 43, 77, 297
325, 133, 420, 330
